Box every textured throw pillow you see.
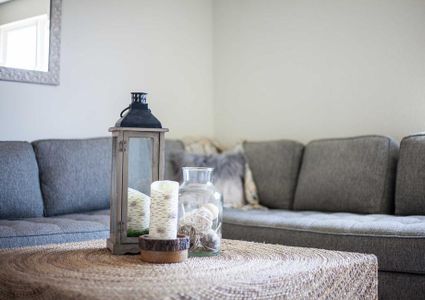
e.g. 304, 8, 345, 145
232, 143, 263, 209
242, 161, 263, 209
172, 152, 246, 208
180, 137, 263, 209
182, 137, 222, 155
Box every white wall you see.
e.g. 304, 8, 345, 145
213, 0, 425, 144
1, 0, 425, 144
0, 0, 214, 141
0, 0, 49, 25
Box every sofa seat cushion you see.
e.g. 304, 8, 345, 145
294, 135, 399, 214
0, 210, 109, 249
223, 208, 425, 274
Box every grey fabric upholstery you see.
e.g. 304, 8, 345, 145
243, 140, 304, 209
164, 139, 185, 181
29, 138, 182, 216
395, 133, 425, 215
223, 208, 425, 274
127, 139, 186, 194
127, 138, 153, 194
32, 138, 112, 216
0, 142, 44, 219
294, 136, 399, 214
379, 271, 425, 300
0, 210, 109, 248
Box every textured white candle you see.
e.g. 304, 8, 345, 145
127, 188, 150, 234
149, 180, 179, 239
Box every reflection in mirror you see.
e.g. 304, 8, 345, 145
0, 0, 50, 71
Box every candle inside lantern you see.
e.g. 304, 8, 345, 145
149, 180, 179, 239
127, 188, 150, 237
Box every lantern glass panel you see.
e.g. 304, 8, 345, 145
126, 137, 153, 238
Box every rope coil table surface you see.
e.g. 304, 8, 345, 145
0, 239, 377, 300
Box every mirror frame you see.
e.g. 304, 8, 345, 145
0, 0, 62, 85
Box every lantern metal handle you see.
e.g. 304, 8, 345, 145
120, 105, 131, 118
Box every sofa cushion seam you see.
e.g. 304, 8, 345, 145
223, 221, 425, 239
0, 229, 108, 239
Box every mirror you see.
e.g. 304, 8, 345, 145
0, 0, 61, 85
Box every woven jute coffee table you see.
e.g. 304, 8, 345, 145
0, 239, 377, 300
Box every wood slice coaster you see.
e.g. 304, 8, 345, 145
139, 234, 190, 263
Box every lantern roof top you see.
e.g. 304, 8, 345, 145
109, 127, 169, 133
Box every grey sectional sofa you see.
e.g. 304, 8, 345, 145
225, 135, 425, 300
1, 135, 425, 299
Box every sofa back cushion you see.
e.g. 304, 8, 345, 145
33, 138, 112, 216
164, 139, 185, 181
243, 140, 304, 209
0, 142, 44, 219
395, 134, 425, 215
293, 136, 398, 214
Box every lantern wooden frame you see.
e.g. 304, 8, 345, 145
107, 127, 168, 254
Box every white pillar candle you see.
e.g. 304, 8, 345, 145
149, 180, 179, 240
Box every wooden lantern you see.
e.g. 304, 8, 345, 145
107, 93, 168, 254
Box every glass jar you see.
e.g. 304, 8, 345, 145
178, 167, 223, 256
